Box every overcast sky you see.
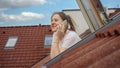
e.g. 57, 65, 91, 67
0, 0, 120, 27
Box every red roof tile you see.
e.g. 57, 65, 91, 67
31, 56, 50, 68
0, 25, 52, 68
109, 8, 120, 18
96, 21, 120, 38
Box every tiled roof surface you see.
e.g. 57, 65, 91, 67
0, 25, 52, 68
109, 8, 120, 18
46, 21, 120, 68
80, 29, 91, 39
31, 56, 50, 68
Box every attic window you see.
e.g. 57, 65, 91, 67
4, 36, 18, 49
44, 35, 53, 48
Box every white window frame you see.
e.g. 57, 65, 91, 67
4, 36, 18, 49
77, 0, 106, 32
44, 35, 53, 48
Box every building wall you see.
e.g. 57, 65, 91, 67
63, 9, 89, 36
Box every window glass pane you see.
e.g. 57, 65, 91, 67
44, 35, 52, 48
5, 36, 18, 49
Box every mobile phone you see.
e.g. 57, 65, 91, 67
61, 20, 68, 32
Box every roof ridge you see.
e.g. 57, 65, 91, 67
0, 25, 50, 28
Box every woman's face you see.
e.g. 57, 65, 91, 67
51, 14, 63, 32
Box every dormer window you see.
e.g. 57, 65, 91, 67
44, 35, 53, 48
4, 36, 18, 49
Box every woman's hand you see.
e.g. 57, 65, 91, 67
53, 20, 68, 41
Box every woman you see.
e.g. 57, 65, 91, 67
50, 12, 81, 59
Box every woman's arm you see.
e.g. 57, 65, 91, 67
50, 20, 68, 59
50, 42, 60, 59
60, 47, 67, 53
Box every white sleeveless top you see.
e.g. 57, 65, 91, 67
59, 30, 81, 48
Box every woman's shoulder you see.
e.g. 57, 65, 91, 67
63, 30, 81, 43
68, 30, 78, 36
65, 30, 79, 39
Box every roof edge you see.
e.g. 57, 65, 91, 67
0, 24, 50, 28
